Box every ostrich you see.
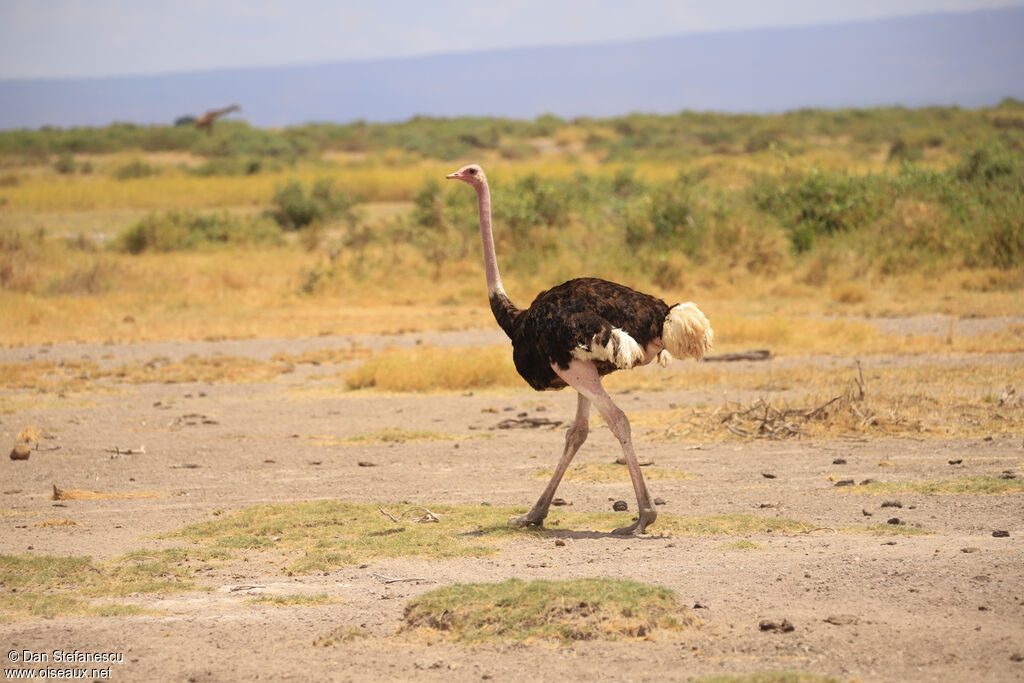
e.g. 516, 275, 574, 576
194, 104, 241, 134
446, 164, 713, 535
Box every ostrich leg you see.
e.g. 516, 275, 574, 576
509, 393, 590, 528
554, 359, 656, 535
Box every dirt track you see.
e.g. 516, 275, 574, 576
2, 328, 1023, 682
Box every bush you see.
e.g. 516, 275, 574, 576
266, 179, 358, 231
188, 157, 267, 176
113, 159, 159, 180
752, 169, 885, 253
117, 212, 282, 253
54, 153, 76, 174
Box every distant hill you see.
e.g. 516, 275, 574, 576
2, 7, 1023, 129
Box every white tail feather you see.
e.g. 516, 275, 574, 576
571, 328, 645, 369
662, 303, 713, 361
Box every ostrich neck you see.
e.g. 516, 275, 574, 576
476, 179, 504, 295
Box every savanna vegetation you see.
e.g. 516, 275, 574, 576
0, 101, 1022, 346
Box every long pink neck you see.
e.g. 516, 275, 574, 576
476, 179, 504, 295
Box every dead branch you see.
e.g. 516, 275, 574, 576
377, 506, 441, 524
703, 349, 772, 362
371, 573, 432, 584
105, 446, 146, 456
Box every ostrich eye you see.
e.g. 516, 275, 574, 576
468, 168, 477, 175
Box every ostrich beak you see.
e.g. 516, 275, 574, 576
445, 171, 460, 180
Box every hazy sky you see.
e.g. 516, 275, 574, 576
1, 0, 1021, 80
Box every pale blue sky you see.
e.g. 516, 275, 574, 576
1, 0, 1020, 80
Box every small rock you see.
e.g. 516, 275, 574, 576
551, 498, 570, 506
612, 500, 628, 512
759, 619, 794, 633
961, 547, 980, 553
693, 602, 706, 609
881, 500, 903, 508
832, 458, 847, 465
859, 478, 875, 485
999, 470, 1017, 479
357, 461, 376, 467
834, 479, 855, 487
992, 530, 1010, 538
761, 472, 776, 479
887, 517, 902, 525
862, 509, 873, 517
948, 459, 963, 465
554, 539, 566, 547
9, 444, 31, 461
1010, 653, 1023, 662
653, 497, 666, 506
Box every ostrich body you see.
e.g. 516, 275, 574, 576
447, 164, 713, 535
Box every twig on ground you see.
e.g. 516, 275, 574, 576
105, 446, 146, 456
377, 506, 441, 523
372, 573, 432, 584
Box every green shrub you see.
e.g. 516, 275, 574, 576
54, 153, 76, 174
117, 211, 281, 253
752, 169, 885, 253
113, 159, 159, 180
266, 178, 359, 231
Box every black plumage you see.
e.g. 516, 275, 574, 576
491, 278, 672, 390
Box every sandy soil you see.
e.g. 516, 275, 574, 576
1, 325, 1022, 682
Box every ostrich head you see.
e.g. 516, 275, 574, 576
446, 164, 486, 186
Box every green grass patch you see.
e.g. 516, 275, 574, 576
853, 523, 932, 536
162, 502, 520, 573
0, 551, 201, 620
532, 461, 694, 483
846, 477, 1024, 495
245, 593, 338, 607
158, 502, 920, 577
400, 578, 696, 643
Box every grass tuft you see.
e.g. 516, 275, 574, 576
400, 578, 696, 642
846, 477, 1024, 495
0, 552, 196, 620
345, 345, 520, 392
162, 502, 517, 572
245, 593, 338, 607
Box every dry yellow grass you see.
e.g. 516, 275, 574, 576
625, 361, 1023, 441
51, 485, 163, 501
345, 345, 520, 392
33, 518, 84, 528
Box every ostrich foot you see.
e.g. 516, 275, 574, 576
612, 510, 657, 536
508, 513, 545, 528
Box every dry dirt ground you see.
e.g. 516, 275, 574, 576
1, 321, 1023, 682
